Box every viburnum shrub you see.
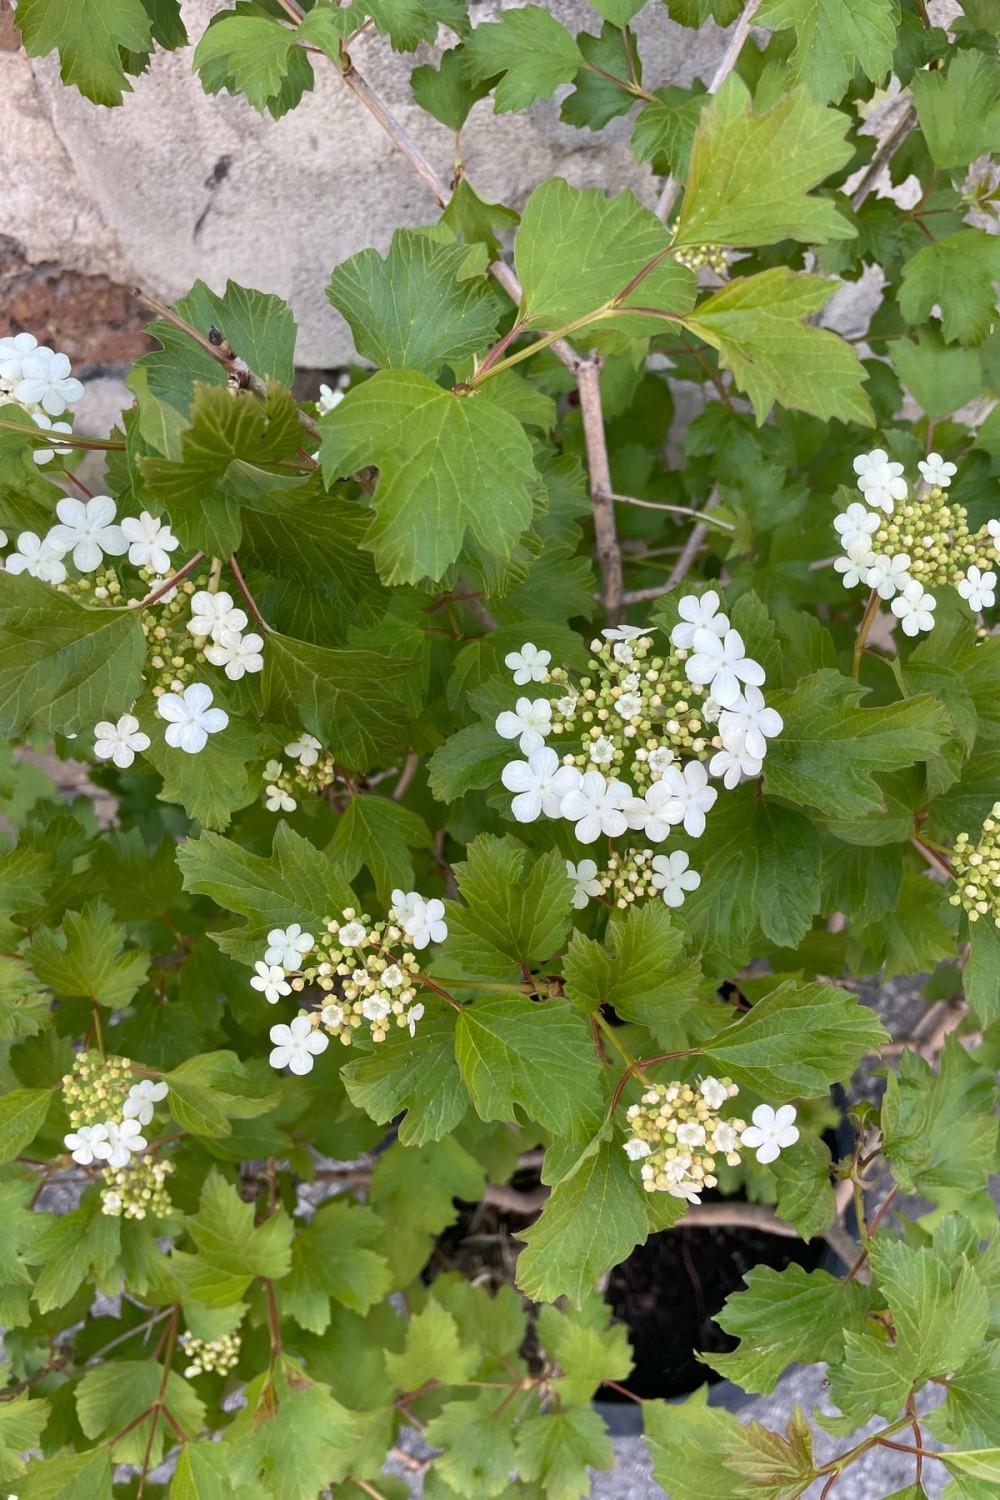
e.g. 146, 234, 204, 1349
2, 0, 1000, 1496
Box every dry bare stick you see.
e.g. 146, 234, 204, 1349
655, 0, 763, 222
577, 357, 625, 622
621, 487, 720, 603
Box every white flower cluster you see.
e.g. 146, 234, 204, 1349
834, 450, 998, 635
61, 1055, 171, 1218
0, 331, 81, 471
263, 733, 336, 813
179, 1329, 241, 1380
497, 604, 781, 910
187, 589, 264, 681
250, 893, 446, 1076
624, 1079, 799, 1202
5, 497, 178, 589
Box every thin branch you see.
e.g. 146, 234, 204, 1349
0, 417, 124, 451
340, 59, 450, 208
577, 358, 624, 623
391, 753, 420, 801
137, 553, 206, 608
655, 0, 762, 221
610, 491, 734, 530
228, 554, 272, 635
850, 102, 918, 211
621, 488, 720, 603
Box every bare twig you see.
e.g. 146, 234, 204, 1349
577, 358, 624, 622
227, 554, 272, 635
621, 488, 720, 603
137, 553, 206, 608
340, 59, 450, 208
391, 753, 420, 802
610, 491, 734, 530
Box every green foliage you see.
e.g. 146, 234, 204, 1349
463, 6, 582, 112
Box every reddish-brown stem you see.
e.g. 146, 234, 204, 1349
62, 467, 95, 498
852, 589, 880, 679
475, 318, 527, 379
228, 554, 272, 634
138, 553, 206, 608
844, 1184, 900, 1282
602, 1378, 643, 1404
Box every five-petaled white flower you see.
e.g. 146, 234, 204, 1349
712, 1122, 739, 1154
917, 452, 957, 489
853, 448, 906, 512
64, 1123, 109, 1165
502, 747, 581, 823
670, 591, 729, 650
657, 760, 718, 839
285, 732, 322, 766
362, 994, 391, 1023
400, 895, 448, 949
5, 530, 67, 583
833, 503, 880, 552
741, 1103, 799, 1164
495, 696, 552, 754
699, 1077, 728, 1110
566, 858, 603, 909
123, 1079, 168, 1126
405, 1002, 425, 1037
718, 687, 783, 762
120, 512, 180, 573
685, 628, 765, 709
647, 745, 675, 775
651, 850, 701, 908
589, 735, 615, 766
187, 590, 248, 642
14, 346, 85, 415
382, 964, 404, 988
265, 784, 296, 813
677, 1120, 707, 1148
317, 383, 345, 414
46, 496, 127, 573
205, 629, 265, 680
561, 771, 632, 843
602, 625, 654, 643
891, 579, 937, 637
834, 540, 876, 590
157, 682, 228, 753
251, 961, 291, 1004
269, 1015, 329, 1075
624, 781, 677, 843
615, 693, 643, 720
957, 564, 996, 613
102, 1117, 147, 1168
93, 714, 150, 769
31, 411, 73, 465
504, 642, 551, 685
0, 331, 39, 384
624, 1138, 651, 1161
264, 924, 314, 969
865, 552, 911, 600
321, 1002, 345, 1028
338, 920, 367, 948
708, 741, 762, 789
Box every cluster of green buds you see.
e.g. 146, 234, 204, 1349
600, 848, 658, 907
624, 1076, 745, 1204
547, 631, 712, 792
262, 733, 337, 813
950, 802, 1000, 927
179, 1329, 242, 1379
673, 241, 728, 276
100, 1156, 175, 1220
62, 1051, 133, 1130
141, 573, 209, 696
59, 566, 127, 608
870, 491, 990, 591
296, 905, 427, 1046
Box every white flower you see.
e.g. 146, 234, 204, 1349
265, 784, 296, 813
988, 519, 1000, 548
613, 641, 636, 664
833, 503, 880, 551
624, 1138, 651, 1161
502, 747, 581, 823
740, 1103, 799, 1165
390, 890, 421, 925
269, 1015, 329, 1075
187, 590, 248, 642
684, 628, 765, 709
0, 331, 38, 384
102, 1191, 123, 1215
712, 1122, 739, 1154
338, 920, 367, 948
495, 696, 552, 754
556, 692, 578, 716
957, 564, 996, 613
699, 1076, 728, 1110
285, 732, 322, 766
264, 924, 314, 969
64, 1123, 109, 1166
834, 539, 876, 590
647, 745, 675, 775
123, 1079, 168, 1127
615, 693, 643, 720
120, 512, 180, 573
5, 531, 68, 583
865, 552, 911, 600
317, 383, 345, 414
718, 687, 783, 762
853, 448, 906, 512
13, 346, 85, 415
891, 579, 937, 637
321, 1002, 345, 1028
917, 452, 957, 489
30, 411, 73, 464
102, 1117, 147, 1168
670, 590, 729, 650
362, 994, 391, 1023
504, 642, 551, 685
560, 771, 633, 843
708, 741, 762, 789
589, 735, 615, 766
45, 496, 127, 573
567, 858, 603, 909
250, 961, 291, 1005
0, 530, 6, 548
602, 625, 653, 643
651, 850, 701, 908
656, 760, 717, 839
676, 1121, 707, 1148
205, 629, 265, 681
401, 896, 447, 950
382, 964, 404, 988
156, 682, 228, 753
624, 781, 676, 843
92, 713, 150, 769
405, 1002, 425, 1037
